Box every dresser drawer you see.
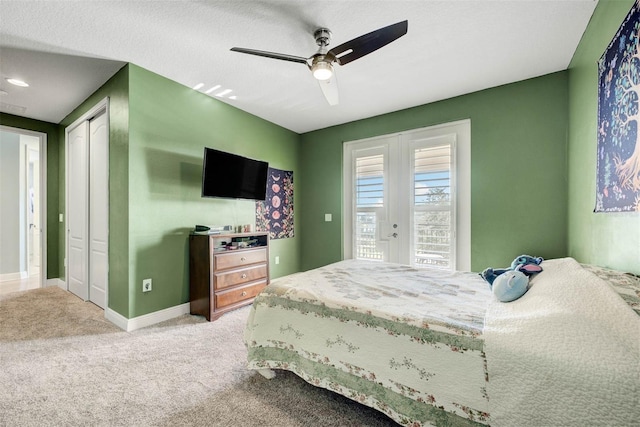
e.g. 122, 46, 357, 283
214, 264, 267, 290
214, 248, 267, 271
215, 280, 267, 309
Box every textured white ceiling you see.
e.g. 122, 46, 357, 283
0, 0, 598, 133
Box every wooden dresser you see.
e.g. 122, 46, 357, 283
189, 232, 269, 321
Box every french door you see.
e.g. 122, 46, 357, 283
343, 120, 470, 271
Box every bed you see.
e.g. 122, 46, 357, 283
243, 258, 640, 426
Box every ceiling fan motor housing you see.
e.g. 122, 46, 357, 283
314, 28, 332, 48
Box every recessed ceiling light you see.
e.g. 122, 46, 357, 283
205, 85, 221, 94
192, 82, 204, 90
216, 89, 233, 98
229, 95, 237, 100
6, 78, 29, 87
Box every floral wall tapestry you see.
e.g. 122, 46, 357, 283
256, 167, 294, 239
596, 1, 640, 212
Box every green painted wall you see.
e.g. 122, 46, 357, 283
59, 64, 130, 316
127, 64, 300, 318
0, 113, 61, 279
299, 72, 569, 272
9, 0, 634, 319
568, 0, 639, 274
51, 63, 300, 319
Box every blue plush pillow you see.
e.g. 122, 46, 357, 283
492, 270, 529, 302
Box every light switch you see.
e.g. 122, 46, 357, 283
59, 213, 64, 222
325, 213, 332, 222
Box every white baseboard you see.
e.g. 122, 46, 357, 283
45, 278, 65, 289
106, 303, 191, 332
0, 271, 27, 282
41, 278, 190, 332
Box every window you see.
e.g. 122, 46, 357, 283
412, 142, 454, 269
355, 154, 385, 261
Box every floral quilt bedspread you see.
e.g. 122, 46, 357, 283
244, 260, 493, 426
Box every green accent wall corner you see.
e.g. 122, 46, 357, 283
59, 64, 131, 317
126, 64, 300, 318
568, 0, 640, 275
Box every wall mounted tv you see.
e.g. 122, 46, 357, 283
201, 147, 269, 201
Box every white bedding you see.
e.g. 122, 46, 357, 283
484, 257, 640, 426
245, 257, 639, 426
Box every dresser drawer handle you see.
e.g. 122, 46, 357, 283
241, 291, 247, 297
240, 257, 246, 261
241, 274, 247, 279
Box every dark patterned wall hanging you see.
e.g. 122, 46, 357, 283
596, 1, 640, 212
256, 167, 294, 239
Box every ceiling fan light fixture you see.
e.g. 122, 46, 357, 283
6, 78, 29, 87
312, 61, 333, 81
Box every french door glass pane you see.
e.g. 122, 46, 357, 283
355, 154, 384, 260
356, 212, 383, 260
414, 145, 451, 206
413, 144, 452, 269
414, 210, 451, 268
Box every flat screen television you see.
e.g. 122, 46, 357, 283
201, 147, 269, 201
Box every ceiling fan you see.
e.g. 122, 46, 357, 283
230, 20, 408, 106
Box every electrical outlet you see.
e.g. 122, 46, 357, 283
142, 278, 152, 292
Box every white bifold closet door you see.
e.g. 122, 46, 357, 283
67, 109, 108, 308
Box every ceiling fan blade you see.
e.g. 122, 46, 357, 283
230, 47, 308, 64
328, 20, 408, 66
317, 74, 339, 106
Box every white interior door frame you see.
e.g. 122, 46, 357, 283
65, 97, 109, 308
0, 125, 47, 288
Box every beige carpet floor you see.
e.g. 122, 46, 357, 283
0, 287, 397, 426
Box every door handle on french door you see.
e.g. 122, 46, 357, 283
388, 232, 398, 238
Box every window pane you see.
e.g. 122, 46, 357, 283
414, 145, 450, 206
355, 212, 383, 260
355, 154, 384, 260
356, 155, 384, 208
413, 144, 452, 269
414, 210, 451, 268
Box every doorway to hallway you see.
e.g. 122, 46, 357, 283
0, 126, 47, 294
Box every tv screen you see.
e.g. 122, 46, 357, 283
201, 147, 268, 201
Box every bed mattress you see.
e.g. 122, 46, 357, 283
244, 259, 493, 426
